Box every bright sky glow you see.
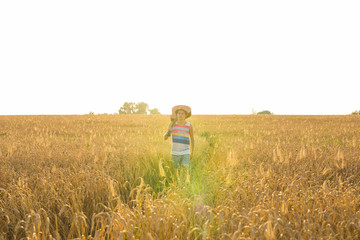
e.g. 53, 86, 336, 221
1, 1, 359, 115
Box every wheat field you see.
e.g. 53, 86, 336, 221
0, 114, 360, 239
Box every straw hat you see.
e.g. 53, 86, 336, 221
171, 105, 192, 121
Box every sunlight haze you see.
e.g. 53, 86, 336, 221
1, 1, 359, 115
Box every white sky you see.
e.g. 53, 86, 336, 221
1, 1, 359, 115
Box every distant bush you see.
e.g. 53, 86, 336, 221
351, 110, 360, 115
149, 108, 160, 114
257, 110, 273, 115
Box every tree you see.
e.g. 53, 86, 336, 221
135, 102, 149, 114
257, 110, 273, 115
118, 102, 160, 114
119, 102, 136, 114
149, 108, 160, 114
351, 110, 360, 115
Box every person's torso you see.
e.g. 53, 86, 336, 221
171, 121, 191, 155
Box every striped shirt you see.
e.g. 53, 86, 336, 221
171, 121, 191, 155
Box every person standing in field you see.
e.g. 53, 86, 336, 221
164, 105, 194, 174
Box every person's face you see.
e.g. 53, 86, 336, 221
176, 110, 186, 120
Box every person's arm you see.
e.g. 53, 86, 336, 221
164, 122, 173, 140
189, 124, 195, 159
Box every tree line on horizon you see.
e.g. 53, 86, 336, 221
118, 103, 275, 115
118, 102, 160, 115
91, 104, 360, 115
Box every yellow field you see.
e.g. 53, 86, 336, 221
1, 115, 360, 239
